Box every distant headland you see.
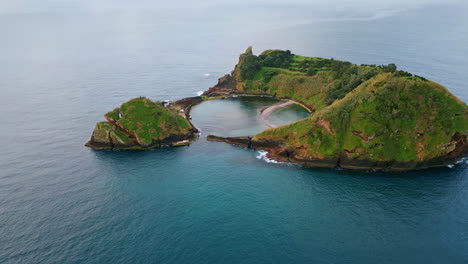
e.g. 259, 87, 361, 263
86, 47, 468, 171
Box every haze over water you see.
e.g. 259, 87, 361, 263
1, 1, 468, 263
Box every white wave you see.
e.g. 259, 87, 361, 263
447, 157, 468, 168
256, 150, 280, 164
204, 73, 211, 77
196, 91, 203, 96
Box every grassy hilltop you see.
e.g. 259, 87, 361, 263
205, 47, 468, 169
86, 97, 195, 149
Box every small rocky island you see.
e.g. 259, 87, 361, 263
87, 47, 468, 170
86, 97, 200, 149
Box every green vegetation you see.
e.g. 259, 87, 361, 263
258, 49, 293, 68
235, 48, 431, 109
89, 121, 133, 146
234, 48, 388, 110
110, 128, 133, 145
106, 108, 120, 121
116, 97, 191, 145
238, 54, 262, 80
254, 73, 467, 163
237, 48, 294, 80
88, 97, 193, 148
228, 48, 468, 165
325, 65, 378, 104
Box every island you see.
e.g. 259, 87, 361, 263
85, 97, 200, 149
86, 47, 468, 171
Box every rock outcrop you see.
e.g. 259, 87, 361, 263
86, 97, 198, 150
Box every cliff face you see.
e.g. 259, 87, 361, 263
206, 47, 468, 170
202, 74, 237, 97
86, 97, 198, 150
202, 47, 255, 97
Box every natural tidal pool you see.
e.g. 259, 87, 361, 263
190, 96, 310, 137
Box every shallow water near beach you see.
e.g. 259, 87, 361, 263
191, 97, 310, 136
1, 2, 468, 263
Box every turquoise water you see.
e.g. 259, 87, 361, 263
1, 2, 468, 263
191, 97, 310, 137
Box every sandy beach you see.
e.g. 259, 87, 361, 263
258, 101, 295, 128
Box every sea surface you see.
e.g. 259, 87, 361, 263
1, 2, 468, 263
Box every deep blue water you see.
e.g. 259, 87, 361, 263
1, 2, 468, 263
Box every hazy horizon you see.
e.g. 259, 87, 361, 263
2, 0, 467, 18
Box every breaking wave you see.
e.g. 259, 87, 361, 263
447, 157, 468, 168
256, 150, 280, 164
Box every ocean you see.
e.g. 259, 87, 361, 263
1, 2, 467, 263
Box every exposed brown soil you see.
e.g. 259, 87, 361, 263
316, 119, 335, 136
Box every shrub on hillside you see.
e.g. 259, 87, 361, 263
259, 50, 293, 68
239, 55, 262, 80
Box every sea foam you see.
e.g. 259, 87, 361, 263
256, 150, 280, 164
447, 157, 468, 168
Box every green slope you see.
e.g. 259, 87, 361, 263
228, 47, 468, 165
108, 97, 192, 146
87, 97, 193, 149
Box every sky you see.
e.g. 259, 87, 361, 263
0, 0, 465, 15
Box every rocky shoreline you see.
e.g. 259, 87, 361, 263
206, 135, 467, 171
